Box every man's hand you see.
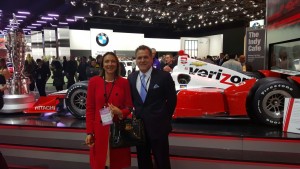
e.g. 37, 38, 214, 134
163, 65, 172, 72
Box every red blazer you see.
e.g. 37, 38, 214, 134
86, 76, 133, 169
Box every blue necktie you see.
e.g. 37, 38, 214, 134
140, 74, 147, 102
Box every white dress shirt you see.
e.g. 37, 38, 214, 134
136, 67, 152, 95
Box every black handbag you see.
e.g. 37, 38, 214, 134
110, 114, 145, 148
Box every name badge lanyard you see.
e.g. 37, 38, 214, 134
140, 75, 150, 93
104, 78, 115, 107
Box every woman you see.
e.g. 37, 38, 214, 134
0, 58, 11, 81
34, 59, 51, 96
0, 58, 8, 110
85, 52, 132, 169
24, 54, 37, 91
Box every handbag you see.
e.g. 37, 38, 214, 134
110, 114, 145, 148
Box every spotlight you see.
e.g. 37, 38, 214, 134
89, 8, 93, 16
70, 0, 76, 6
82, 0, 87, 6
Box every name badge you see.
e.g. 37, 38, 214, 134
100, 107, 113, 126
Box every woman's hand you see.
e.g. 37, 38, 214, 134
108, 103, 123, 119
85, 134, 95, 147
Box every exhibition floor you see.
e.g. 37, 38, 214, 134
0, 112, 299, 139
0, 112, 300, 169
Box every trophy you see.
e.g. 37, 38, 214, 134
0, 14, 35, 113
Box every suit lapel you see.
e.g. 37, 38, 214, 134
132, 71, 144, 104
144, 69, 157, 103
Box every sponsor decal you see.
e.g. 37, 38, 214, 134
96, 33, 109, 46
180, 57, 187, 64
189, 67, 250, 85
190, 61, 207, 67
180, 84, 187, 89
34, 106, 56, 111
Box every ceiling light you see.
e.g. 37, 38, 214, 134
32, 23, 42, 26
36, 20, 47, 23
75, 16, 84, 19
27, 26, 37, 29
70, 0, 77, 6
41, 17, 53, 20
15, 15, 27, 18
17, 11, 30, 15
66, 18, 75, 22
48, 14, 59, 17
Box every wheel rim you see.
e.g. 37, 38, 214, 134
70, 89, 87, 116
262, 90, 291, 119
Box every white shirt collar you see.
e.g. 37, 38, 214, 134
139, 67, 152, 78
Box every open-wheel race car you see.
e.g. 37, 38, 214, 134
26, 56, 300, 126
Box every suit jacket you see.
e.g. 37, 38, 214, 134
216, 58, 228, 66
128, 69, 177, 139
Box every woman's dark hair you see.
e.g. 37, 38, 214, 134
0, 58, 7, 69
99, 52, 120, 77
51, 60, 62, 70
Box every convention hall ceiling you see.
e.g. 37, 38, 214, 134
0, 0, 265, 34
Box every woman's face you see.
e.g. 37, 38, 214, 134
103, 54, 118, 75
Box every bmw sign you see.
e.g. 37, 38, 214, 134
96, 33, 109, 46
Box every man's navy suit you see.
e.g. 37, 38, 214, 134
128, 68, 177, 169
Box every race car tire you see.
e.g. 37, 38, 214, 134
243, 71, 264, 79
246, 77, 272, 122
177, 74, 191, 84
247, 78, 300, 126
65, 82, 88, 118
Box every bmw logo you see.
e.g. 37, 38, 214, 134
96, 33, 109, 46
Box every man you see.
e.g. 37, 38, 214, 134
128, 45, 177, 169
151, 48, 161, 70
161, 53, 177, 72
292, 45, 300, 71
66, 55, 78, 88
77, 56, 88, 81
222, 53, 242, 72
239, 55, 253, 72
216, 52, 227, 66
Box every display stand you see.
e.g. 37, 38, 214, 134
283, 98, 300, 134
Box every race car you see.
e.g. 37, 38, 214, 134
25, 56, 300, 126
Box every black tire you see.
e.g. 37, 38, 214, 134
177, 74, 191, 84
247, 78, 300, 126
65, 82, 88, 118
128, 70, 131, 76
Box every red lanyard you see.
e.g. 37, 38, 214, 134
103, 78, 115, 106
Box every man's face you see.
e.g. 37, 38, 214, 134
91, 60, 97, 67
165, 55, 173, 64
239, 56, 246, 63
136, 49, 153, 73
151, 49, 156, 58
220, 53, 224, 59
